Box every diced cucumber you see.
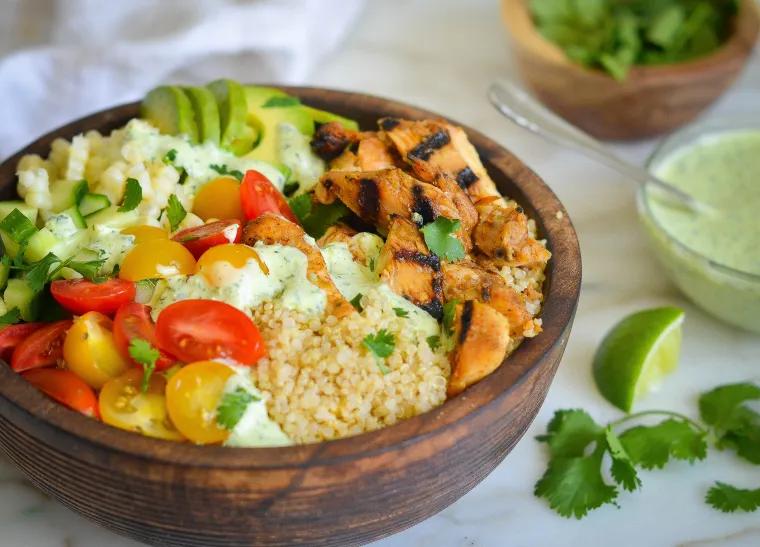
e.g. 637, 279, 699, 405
25, 228, 88, 263
0, 260, 9, 292
50, 178, 88, 213
0, 201, 37, 224
60, 206, 87, 230
0, 233, 19, 259
0, 209, 39, 245
84, 206, 139, 229
135, 278, 159, 304
4, 279, 41, 321
79, 193, 111, 217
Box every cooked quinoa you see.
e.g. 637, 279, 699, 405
251, 288, 451, 444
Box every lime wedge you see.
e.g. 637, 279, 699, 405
592, 306, 684, 412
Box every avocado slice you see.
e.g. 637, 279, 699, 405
304, 105, 359, 131
183, 86, 221, 145
227, 124, 258, 156
207, 79, 248, 150
140, 86, 198, 143
243, 86, 313, 165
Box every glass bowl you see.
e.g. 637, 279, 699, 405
637, 116, 760, 333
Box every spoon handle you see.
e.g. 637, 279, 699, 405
487, 79, 705, 212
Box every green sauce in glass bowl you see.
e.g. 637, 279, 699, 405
638, 116, 760, 333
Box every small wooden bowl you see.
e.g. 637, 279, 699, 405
501, 0, 760, 141
0, 88, 581, 547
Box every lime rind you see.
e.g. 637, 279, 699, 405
592, 306, 685, 412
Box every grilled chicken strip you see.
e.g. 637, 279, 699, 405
242, 213, 355, 318
408, 156, 478, 236
447, 300, 511, 397
311, 121, 397, 172
315, 167, 463, 237
473, 197, 551, 268
376, 215, 443, 319
441, 261, 534, 338
379, 118, 499, 201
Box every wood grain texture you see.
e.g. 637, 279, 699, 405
501, 0, 760, 141
0, 88, 582, 547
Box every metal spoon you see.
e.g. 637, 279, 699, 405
488, 79, 713, 215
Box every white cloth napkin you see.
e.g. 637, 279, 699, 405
0, 0, 364, 159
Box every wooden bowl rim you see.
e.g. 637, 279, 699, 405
0, 87, 581, 469
501, 0, 760, 82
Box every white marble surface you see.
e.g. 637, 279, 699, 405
2, 1, 760, 546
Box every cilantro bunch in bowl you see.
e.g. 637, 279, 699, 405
530, 0, 740, 81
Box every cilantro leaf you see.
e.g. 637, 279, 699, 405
162, 149, 177, 164
420, 217, 465, 262
288, 193, 313, 222
393, 307, 409, 318
216, 387, 260, 430
165, 194, 187, 232
66, 258, 107, 282
26, 252, 63, 292
619, 419, 707, 469
118, 178, 142, 212
262, 96, 301, 108
605, 427, 641, 493
210, 164, 244, 182
699, 383, 760, 464
300, 202, 349, 239
442, 298, 460, 337
536, 409, 603, 459
0, 307, 22, 327
534, 449, 618, 520
706, 482, 760, 513
426, 335, 440, 351
350, 293, 363, 312
128, 338, 160, 393
363, 329, 395, 374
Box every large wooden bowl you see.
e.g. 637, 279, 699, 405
501, 0, 760, 141
0, 88, 581, 547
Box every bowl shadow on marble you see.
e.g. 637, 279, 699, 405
0, 87, 582, 547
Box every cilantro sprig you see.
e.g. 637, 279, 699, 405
287, 194, 349, 239
128, 339, 160, 393
216, 387, 260, 430
535, 382, 760, 518
363, 329, 395, 375
21, 252, 108, 292
420, 217, 465, 262
210, 164, 244, 182
118, 178, 142, 212
165, 194, 187, 232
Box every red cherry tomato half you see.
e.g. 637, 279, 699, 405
155, 300, 266, 365
22, 368, 100, 419
240, 170, 299, 224
51, 278, 136, 316
171, 219, 243, 259
11, 320, 73, 372
0, 323, 46, 362
113, 302, 176, 372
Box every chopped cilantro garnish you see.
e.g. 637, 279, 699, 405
393, 307, 409, 318
128, 339, 160, 393
165, 194, 187, 232
363, 329, 395, 375
210, 164, 244, 182
118, 178, 142, 212
350, 293, 364, 312
420, 217, 465, 262
217, 387, 260, 430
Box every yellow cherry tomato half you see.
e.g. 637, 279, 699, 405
165, 360, 235, 445
193, 177, 245, 223
119, 240, 196, 281
99, 368, 185, 441
63, 311, 131, 389
196, 243, 268, 273
121, 225, 169, 244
